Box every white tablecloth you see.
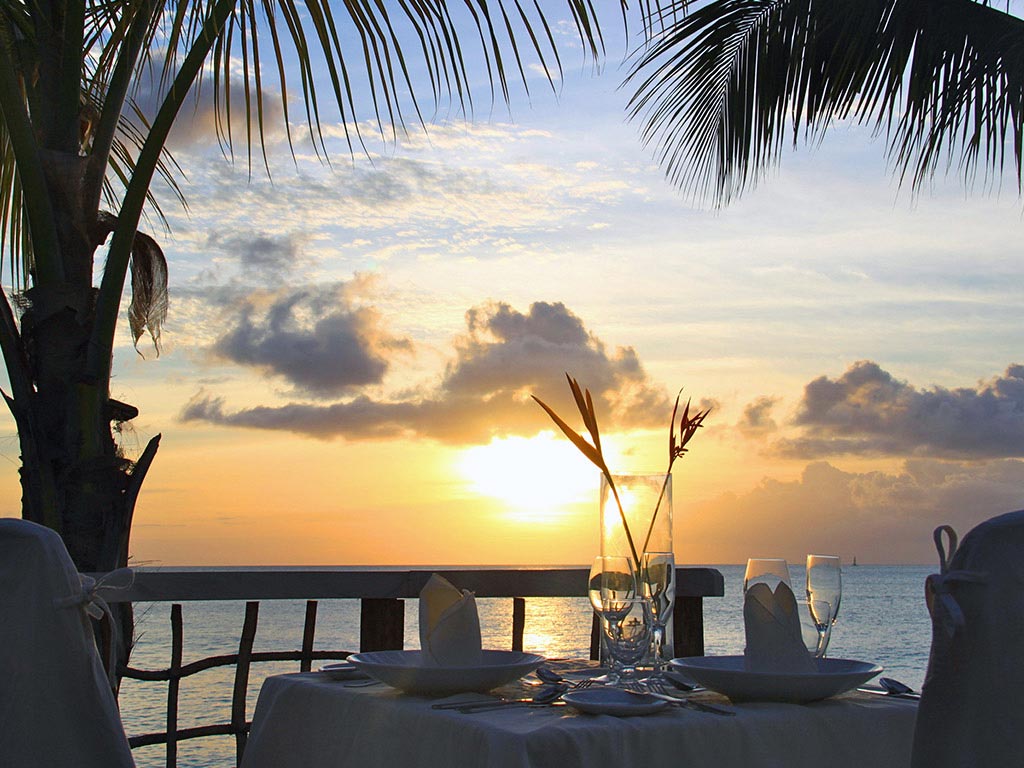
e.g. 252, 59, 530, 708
241, 669, 916, 768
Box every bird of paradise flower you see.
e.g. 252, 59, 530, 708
533, 375, 710, 573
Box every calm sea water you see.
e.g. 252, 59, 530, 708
120, 564, 935, 768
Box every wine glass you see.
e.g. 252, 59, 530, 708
744, 558, 792, 593
589, 556, 636, 669
640, 551, 675, 673
602, 597, 652, 682
588, 556, 636, 615
801, 598, 834, 658
806, 555, 842, 655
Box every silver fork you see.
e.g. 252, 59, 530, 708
641, 679, 735, 717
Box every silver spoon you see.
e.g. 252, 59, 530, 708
535, 667, 565, 685
879, 678, 919, 697
858, 677, 919, 699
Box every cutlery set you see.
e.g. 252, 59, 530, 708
431, 679, 591, 713
346, 664, 913, 715
635, 679, 736, 716
431, 671, 736, 716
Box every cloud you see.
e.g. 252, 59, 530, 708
182, 300, 670, 442
154, 117, 657, 274
192, 229, 312, 283
206, 231, 304, 276
209, 284, 412, 398
687, 459, 1024, 563
738, 396, 779, 438
133, 70, 286, 151
776, 362, 1024, 459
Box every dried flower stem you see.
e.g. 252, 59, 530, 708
533, 375, 642, 568
640, 391, 709, 556
533, 376, 710, 574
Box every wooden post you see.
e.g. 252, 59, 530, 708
360, 598, 404, 651
589, 614, 601, 661
511, 597, 526, 651
232, 602, 259, 767
300, 601, 318, 672
672, 596, 705, 658
166, 604, 183, 768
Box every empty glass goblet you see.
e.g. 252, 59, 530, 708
744, 558, 792, 593
589, 556, 636, 667
602, 597, 653, 682
588, 555, 636, 615
800, 598, 834, 658
640, 551, 675, 672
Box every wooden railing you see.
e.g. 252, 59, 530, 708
98, 566, 724, 768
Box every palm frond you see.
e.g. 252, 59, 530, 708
626, 0, 1024, 203
188, 0, 638, 171
94, 211, 168, 355
0, 119, 32, 288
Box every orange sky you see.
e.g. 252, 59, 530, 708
2, 5, 1023, 567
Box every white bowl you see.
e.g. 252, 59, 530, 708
670, 656, 882, 703
347, 649, 545, 695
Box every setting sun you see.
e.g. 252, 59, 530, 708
457, 432, 604, 523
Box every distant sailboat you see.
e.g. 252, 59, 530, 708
852, 556, 859, 567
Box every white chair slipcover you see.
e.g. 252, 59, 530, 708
0, 518, 135, 767
912, 509, 1024, 767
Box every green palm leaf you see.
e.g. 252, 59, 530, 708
626, 0, 1024, 204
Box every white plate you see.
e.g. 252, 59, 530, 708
562, 687, 669, 716
318, 661, 368, 681
670, 656, 882, 703
347, 650, 544, 695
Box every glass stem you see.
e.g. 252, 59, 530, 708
651, 624, 665, 669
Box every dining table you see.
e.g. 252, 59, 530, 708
240, 659, 917, 768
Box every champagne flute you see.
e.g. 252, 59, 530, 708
640, 551, 675, 673
744, 558, 792, 593
806, 555, 842, 656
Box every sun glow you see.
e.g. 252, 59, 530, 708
457, 432, 602, 524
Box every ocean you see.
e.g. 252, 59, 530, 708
120, 564, 935, 768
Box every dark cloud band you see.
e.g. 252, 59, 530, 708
183, 300, 670, 442
777, 362, 1024, 459
209, 285, 411, 398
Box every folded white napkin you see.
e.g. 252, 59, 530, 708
419, 573, 483, 667
743, 581, 816, 673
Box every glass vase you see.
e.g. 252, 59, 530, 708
599, 472, 674, 667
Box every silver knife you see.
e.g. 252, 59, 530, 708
856, 687, 920, 700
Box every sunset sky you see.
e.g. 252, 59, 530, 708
2, 2, 1022, 567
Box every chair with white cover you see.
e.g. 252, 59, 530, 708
912, 509, 1024, 767
0, 518, 135, 768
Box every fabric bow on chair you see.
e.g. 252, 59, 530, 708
0, 519, 136, 768
912, 509, 1024, 767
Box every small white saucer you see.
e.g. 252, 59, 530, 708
562, 687, 669, 716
